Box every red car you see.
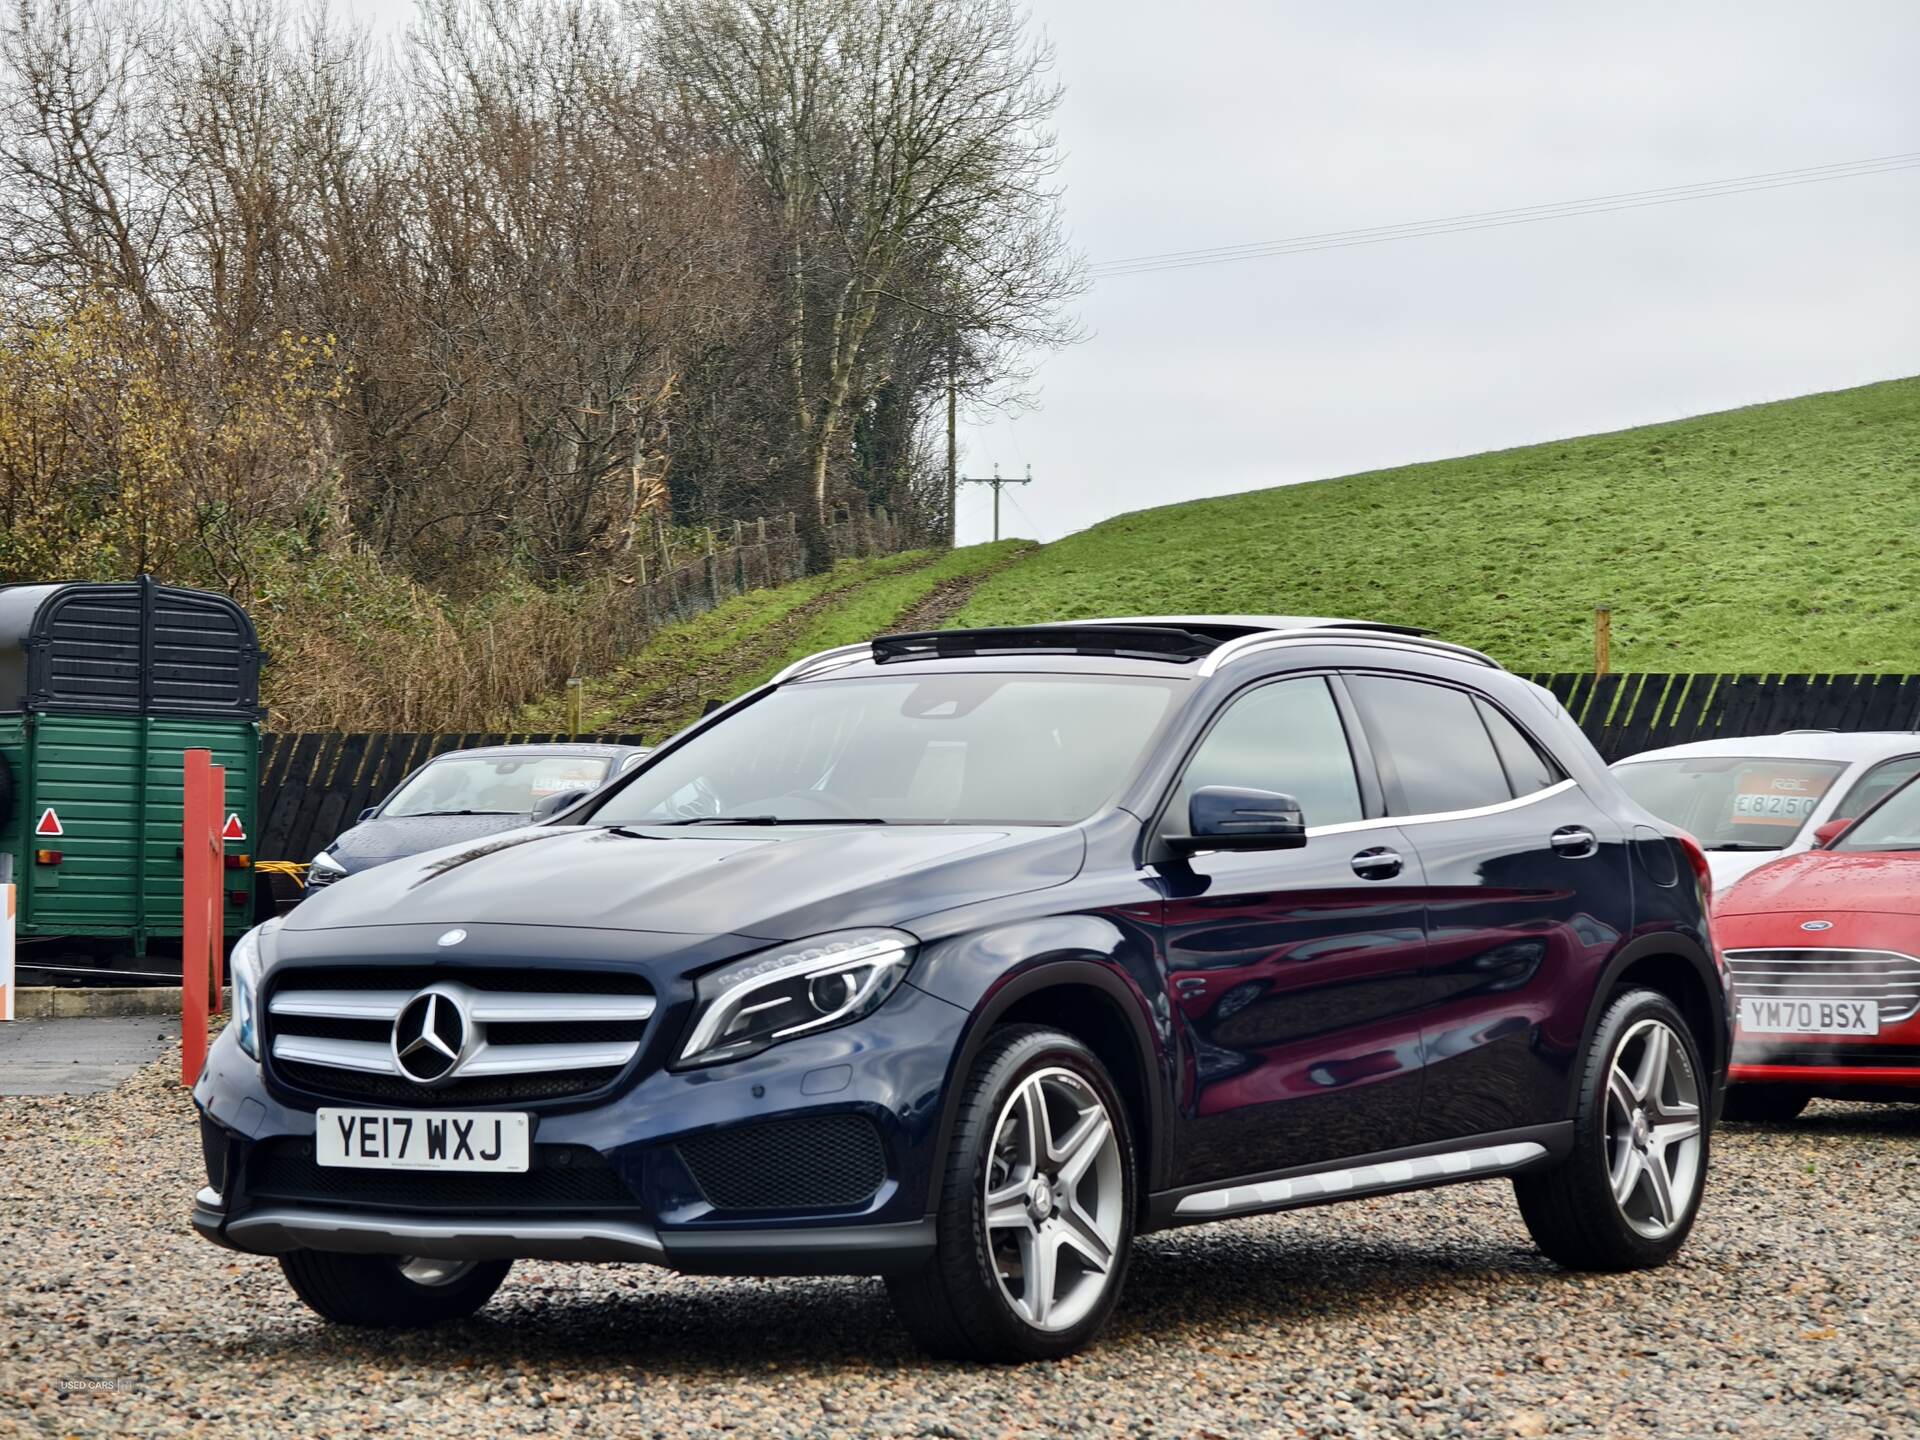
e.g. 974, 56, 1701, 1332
1716, 773, 1920, 1120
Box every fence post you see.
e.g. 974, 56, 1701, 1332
182, 748, 224, 1086
565, 678, 583, 738
1594, 606, 1611, 677
0, 851, 13, 1022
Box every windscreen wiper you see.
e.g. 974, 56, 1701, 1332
639, 815, 893, 827
403, 809, 517, 817
1706, 843, 1785, 852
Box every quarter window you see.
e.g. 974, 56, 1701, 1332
1348, 675, 1513, 815
1171, 677, 1364, 830
1476, 698, 1563, 796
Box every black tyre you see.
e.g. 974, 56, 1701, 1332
1515, 988, 1709, 1271
887, 1025, 1136, 1362
1720, 1085, 1812, 1124
279, 1251, 511, 1328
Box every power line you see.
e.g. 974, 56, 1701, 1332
957, 466, 1032, 543
1091, 150, 1920, 279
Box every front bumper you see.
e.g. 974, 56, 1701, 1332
191, 981, 965, 1276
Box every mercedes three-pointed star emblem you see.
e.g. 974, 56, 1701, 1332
391, 986, 471, 1086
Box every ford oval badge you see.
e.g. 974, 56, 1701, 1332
1800, 920, 1834, 932
437, 928, 468, 947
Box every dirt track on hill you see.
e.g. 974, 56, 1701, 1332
602, 554, 945, 738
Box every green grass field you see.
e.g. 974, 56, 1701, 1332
955, 376, 1920, 673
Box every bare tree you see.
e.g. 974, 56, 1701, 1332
657, 0, 1082, 565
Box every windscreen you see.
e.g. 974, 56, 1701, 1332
592, 673, 1183, 826
1613, 756, 1844, 851
384, 754, 612, 817
1833, 774, 1920, 851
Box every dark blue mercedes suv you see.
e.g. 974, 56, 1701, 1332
191, 618, 1727, 1361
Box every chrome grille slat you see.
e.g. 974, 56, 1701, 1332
1724, 948, 1920, 1023
265, 969, 656, 1104
273, 1036, 397, 1074
271, 990, 412, 1021
456, 1041, 641, 1076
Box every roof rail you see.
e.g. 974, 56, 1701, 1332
768, 642, 870, 684
769, 618, 1497, 687
1198, 628, 1502, 676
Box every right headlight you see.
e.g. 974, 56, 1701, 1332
676, 928, 916, 1069
305, 850, 347, 890
229, 919, 279, 1061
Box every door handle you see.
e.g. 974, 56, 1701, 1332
1550, 825, 1599, 859
1351, 847, 1403, 880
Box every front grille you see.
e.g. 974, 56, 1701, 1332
265, 965, 654, 1107
247, 1139, 636, 1211
678, 1114, 886, 1211
1725, 948, 1920, 1024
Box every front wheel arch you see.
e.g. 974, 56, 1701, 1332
924, 960, 1168, 1217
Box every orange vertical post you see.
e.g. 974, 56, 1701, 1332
182, 748, 224, 1086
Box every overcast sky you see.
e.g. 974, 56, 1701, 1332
350, 1, 1920, 547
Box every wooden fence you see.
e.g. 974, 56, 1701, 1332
254, 673, 1920, 862
1522, 672, 1920, 763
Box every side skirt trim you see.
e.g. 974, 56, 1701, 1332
1152, 1123, 1570, 1226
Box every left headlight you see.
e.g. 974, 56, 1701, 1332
229, 919, 277, 1061
676, 928, 916, 1069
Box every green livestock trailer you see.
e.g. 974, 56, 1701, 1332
0, 578, 262, 953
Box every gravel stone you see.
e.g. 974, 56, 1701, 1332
2, 1051, 1917, 1437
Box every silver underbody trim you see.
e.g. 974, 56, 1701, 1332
1173, 1140, 1549, 1219
225, 1207, 667, 1263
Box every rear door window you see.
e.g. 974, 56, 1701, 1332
1347, 675, 1512, 815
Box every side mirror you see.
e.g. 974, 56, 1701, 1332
530, 788, 590, 822
1168, 786, 1308, 855
357, 807, 377, 823
1813, 818, 1852, 847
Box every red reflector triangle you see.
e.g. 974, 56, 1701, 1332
221, 813, 247, 841
34, 808, 63, 837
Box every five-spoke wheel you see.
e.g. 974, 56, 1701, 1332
888, 1026, 1136, 1361
983, 1067, 1126, 1332
1516, 988, 1711, 1270
1603, 1018, 1703, 1239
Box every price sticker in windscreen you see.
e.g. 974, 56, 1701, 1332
1728, 766, 1833, 827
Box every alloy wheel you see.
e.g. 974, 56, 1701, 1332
1604, 1018, 1703, 1239
983, 1066, 1125, 1332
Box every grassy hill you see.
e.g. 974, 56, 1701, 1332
530, 377, 1918, 734
954, 376, 1920, 673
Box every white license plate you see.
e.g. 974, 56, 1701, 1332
316, 1109, 530, 1172
1738, 997, 1880, 1037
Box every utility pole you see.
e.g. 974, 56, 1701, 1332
957, 465, 1032, 543
945, 349, 958, 547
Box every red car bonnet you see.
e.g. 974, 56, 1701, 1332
1718, 846, 1920, 917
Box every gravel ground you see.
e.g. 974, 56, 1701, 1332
3, 1053, 1917, 1439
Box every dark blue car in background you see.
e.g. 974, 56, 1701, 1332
303, 742, 648, 893
193, 618, 1724, 1361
